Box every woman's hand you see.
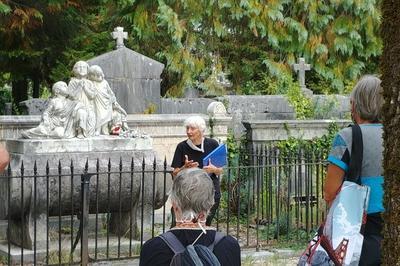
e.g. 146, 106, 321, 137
203, 159, 223, 175
172, 155, 199, 178
183, 155, 199, 168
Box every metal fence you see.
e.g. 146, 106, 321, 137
0, 144, 327, 265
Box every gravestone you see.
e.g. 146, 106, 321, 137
4, 103, 12, 115
293, 57, 313, 97
184, 87, 200, 98
88, 27, 164, 114
19, 99, 48, 115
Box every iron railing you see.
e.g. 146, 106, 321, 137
0, 144, 327, 265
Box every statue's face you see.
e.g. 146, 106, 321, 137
53, 84, 68, 96
89, 72, 103, 82
73, 62, 88, 77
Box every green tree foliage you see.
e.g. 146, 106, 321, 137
112, 0, 381, 96
380, 0, 400, 264
0, 0, 105, 111
0, 0, 381, 104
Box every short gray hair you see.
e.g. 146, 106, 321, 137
170, 168, 215, 220
350, 75, 383, 122
183, 116, 206, 133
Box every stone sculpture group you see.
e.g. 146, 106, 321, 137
22, 61, 129, 139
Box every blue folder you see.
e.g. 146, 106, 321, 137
203, 144, 227, 167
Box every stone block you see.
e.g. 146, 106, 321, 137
19, 99, 49, 115
88, 47, 164, 114
1, 137, 171, 250
160, 98, 215, 114
243, 119, 351, 143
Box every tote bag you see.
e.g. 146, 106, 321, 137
298, 124, 369, 266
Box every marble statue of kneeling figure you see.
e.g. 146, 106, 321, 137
21, 81, 87, 139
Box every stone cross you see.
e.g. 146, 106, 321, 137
112, 27, 128, 49
293, 57, 311, 88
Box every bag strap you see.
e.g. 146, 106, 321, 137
347, 124, 363, 184
160, 231, 225, 254
208, 232, 225, 250
159, 231, 185, 255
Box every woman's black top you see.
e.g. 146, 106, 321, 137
171, 137, 221, 198
139, 229, 241, 266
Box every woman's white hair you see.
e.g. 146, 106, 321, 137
183, 116, 207, 133
170, 168, 215, 220
350, 75, 383, 122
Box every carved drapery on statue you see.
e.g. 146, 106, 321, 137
21, 62, 131, 139
89, 65, 116, 135
21, 81, 90, 139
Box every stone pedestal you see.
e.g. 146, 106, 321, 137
1, 136, 171, 250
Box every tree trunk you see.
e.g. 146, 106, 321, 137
11, 78, 28, 113
32, 75, 40, 98
381, 1, 400, 265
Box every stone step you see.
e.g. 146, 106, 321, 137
0, 208, 171, 241
0, 235, 142, 265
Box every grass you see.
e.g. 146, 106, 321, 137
0, 255, 8, 265
242, 253, 300, 266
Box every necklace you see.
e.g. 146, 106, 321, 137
172, 222, 214, 245
174, 221, 206, 229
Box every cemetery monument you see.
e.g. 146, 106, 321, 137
1, 27, 170, 250
293, 57, 313, 97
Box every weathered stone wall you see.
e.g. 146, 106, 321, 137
19, 94, 350, 122
160, 94, 350, 119
160, 95, 296, 119
243, 119, 350, 144
0, 116, 40, 141
1, 115, 352, 162
0, 114, 231, 163
161, 98, 215, 114
160, 94, 350, 137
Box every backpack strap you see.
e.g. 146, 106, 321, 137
159, 231, 185, 255
160, 231, 225, 253
208, 232, 225, 251
347, 124, 363, 185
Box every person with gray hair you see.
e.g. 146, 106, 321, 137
171, 115, 223, 226
323, 75, 383, 265
140, 168, 240, 266
169, 168, 215, 222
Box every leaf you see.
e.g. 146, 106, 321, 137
0, 2, 11, 14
